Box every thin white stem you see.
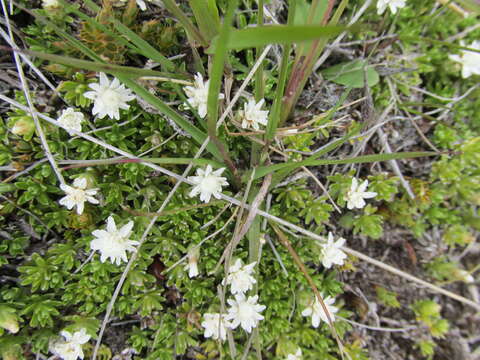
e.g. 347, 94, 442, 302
0, 26, 60, 96
138, 76, 192, 85
377, 128, 415, 199
164, 207, 238, 274
338, 316, 418, 332
2, 158, 49, 182
0, 1, 64, 185
137, 131, 179, 157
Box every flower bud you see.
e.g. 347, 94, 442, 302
11, 118, 35, 137
185, 247, 200, 278
454, 269, 474, 284
76, 172, 97, 189
0, 306, 19, 334
42, 0, 61, 10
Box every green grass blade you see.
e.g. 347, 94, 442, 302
254, 0, 265, 102
205, 0, 240, 185
249, 151, 437, 181
60, 0, 137, 52
207, 0, 237, 136
141, 157, 223, 167
162, 0, 208, 47
111, 21, 176, 71
120, 78, 223, 161
80, 0, 176, 71
189, 0, 220, 42
223, 24, 352, 49
18, 4, 101, 61
251, 0, 265, 166
20, 49, 182, 79
271, 112, 357, 186
400, 36, 480, 53
264, 0, 296, 143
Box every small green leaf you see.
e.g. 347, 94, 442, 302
322, 60, 379, 88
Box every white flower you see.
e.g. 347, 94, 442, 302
183, 73, 224, 119
287, 348, 302, 360
301, 295, 338, 328
58, 108, 84, 135
188, 165, 229, 203
320, 232, 347, 269
222, 259, 257, 295
345, 177, 377, 210
377, 0, 406, 14
49, 328, 90, 360
42, 0, 60, 9
136, 0, 147, 10
456, 269, 475, 284
226, 294, 266, 333
90, 216, 139, 265
201, 313, 230, 341
84, 73, 135, 120
59, 177, 99, 215
116, 0, 148, 10
238, 99, 269, 131
185, 247, 200, 278
449, 41, 480, 79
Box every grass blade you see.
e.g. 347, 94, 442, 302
264, 0, 297, 144
81, 0, 175, 70
162, 0, 207, 47
223, 24, 352, 49
206, 0, 241, 186
13, 48, 182, 79
248, 151, 438, 181
188, 0, 220, 42
120, 78, 223, 161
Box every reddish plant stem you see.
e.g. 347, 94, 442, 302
281, 0, 337, 124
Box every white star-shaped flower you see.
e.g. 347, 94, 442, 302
449, 41, 480, 79
84, 73, 135, 120
287, 348, 302, 360
377, 0, 406, 14
90, 216, 139, 265
188, 165, 229, 203
59, 177, 99, 215
226, 294, 266, 333
184, 247, 200, 278
49, 328, 90, 360
238, 99, 269, 131
183, 73, 224, 119
58, 108, 84, 135
345, 177, 377, 210
320, 232, 347, 269
222, 259, 257, 295
301, 295, 338, 328
201, 313, 230, 341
